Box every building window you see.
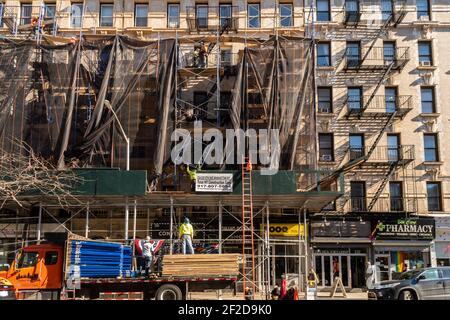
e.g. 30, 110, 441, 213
221, 49, 233, 66
0, 3, 4, 27
389, 182, 404, 212
219, 4, 232, 29
194, 91, 208, 120
20, 3, 32, 25
383, 41, 396, 64
385, 87, 397, 113
387, 134, 400, 162
317, 42, 331, 67
346, 42, 360, 68
381, 0, 393, 22
248, 4, 260, 28
347, 87, 362, 111
44, 4, 56, 20
349, 133, 364, 160
196, 4, 208, 29
316, 0, 330, 22
424, 133, 438, 162
417, 0, 430, 20
420, 87, 435, 113
345, 0, 360, 23
351, 181, 366, 212
318, 87, 332, 113
71, 3, 83, 28
167, 4, 180, 28
100, 4, 114, 27
279, 3, 293, 27
319, 133, 334, 161
427, 182, 442, 211
135, 4, 148, 27
418, 41, 432, 65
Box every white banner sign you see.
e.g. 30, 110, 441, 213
195, 173, 233, 192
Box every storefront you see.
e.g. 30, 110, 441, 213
371, 217, 435, 281
310, 218, 371, 289
257, 222, 306, 289
433, 216, 450, 266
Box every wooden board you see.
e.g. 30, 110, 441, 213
162, 254, 241, 277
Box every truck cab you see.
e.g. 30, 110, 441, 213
1, 244, 64, 295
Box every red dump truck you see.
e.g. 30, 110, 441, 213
0, 233, 239, 300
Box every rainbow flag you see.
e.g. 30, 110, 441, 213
391, 251, 407, 272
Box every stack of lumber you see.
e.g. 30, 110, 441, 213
162, 254, 241, 277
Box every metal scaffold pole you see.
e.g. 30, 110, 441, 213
170, 196, 174, 254
37, 203, 42, 243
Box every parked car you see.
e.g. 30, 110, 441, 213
368, 267, 450, 300
0, 278, 16, 301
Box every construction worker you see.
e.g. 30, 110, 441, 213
179, 217, 194, 254
308, 268, 320, 288
186, 163, 201, 191
246, 160, 252, 171
142, 236, 154, 276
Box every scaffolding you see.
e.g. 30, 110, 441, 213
0, 2, 346, 299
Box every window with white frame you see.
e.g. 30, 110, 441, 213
70, 3, 83, 28
100, 4, 114, 27
167, 4, 180, 28
279, 3, 293, 27
135, 4, 148, 27
248, 3, 260, 28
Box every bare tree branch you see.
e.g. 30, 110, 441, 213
0, 139, 83, 209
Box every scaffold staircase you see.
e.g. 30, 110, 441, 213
241, 157, 256, 299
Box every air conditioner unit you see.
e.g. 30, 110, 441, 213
419, 15, 430, 22
321, 154, 333, 161
419, 61, 432, 67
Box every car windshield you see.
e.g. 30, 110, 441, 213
398, 270, 421, 280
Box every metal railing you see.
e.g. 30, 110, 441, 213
186, 6, 239, 32
342, 0, 407, 25
344, 47, 409, 70
346, 95, 413, 115
349, 196, 417, 213
348, 145, 414, 163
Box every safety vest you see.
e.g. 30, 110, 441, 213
179, 223, 194, 237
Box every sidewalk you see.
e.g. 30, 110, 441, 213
187, 291, 369, 300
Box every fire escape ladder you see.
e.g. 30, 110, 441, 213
367, 161, 398, 212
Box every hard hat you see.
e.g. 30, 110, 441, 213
146, 236, 151, 241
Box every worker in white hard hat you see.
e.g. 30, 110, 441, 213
142, 236, 154, 276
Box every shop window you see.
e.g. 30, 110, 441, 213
423, 133, 438, 162
44, 251, 58, 265
316, 0, 330, 22
317, 42, 331, 67
167, 4, 180, 28
318, 87, 332, 113
319, 133, 334, 162
426, 182, 442, 211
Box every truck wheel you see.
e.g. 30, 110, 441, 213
155, 284, 182, 300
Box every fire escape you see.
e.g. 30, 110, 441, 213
319, 0, 417, 213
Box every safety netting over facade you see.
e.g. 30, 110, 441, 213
0, 35, 316, 190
